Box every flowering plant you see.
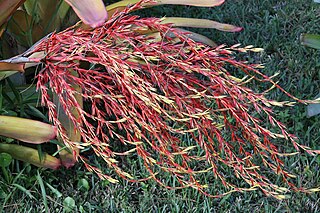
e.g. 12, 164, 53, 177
0, 0, 319, 199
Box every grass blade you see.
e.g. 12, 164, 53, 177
11, 183, 35, 199
36, 170, 48, 213
45, 182, 62, 198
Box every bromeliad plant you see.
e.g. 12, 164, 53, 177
0, 0, 319, 199
0, 0, 242, 168
0, 0, 241, 167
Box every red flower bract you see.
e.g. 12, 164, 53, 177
33, 1, 319, 199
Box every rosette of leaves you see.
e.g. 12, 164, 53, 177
0, 0, 319, 199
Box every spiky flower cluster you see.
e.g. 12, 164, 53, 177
32, 1, 319, 198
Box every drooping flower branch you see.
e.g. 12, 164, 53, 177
28, 0, 319, 199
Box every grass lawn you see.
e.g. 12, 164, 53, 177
1, 0, 320, 212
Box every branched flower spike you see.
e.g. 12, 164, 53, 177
31, 0, 319, 199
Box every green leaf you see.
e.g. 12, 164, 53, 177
58, 1, 71, 20
37, 144, 44, 163
24, 0, 70, 34
300, 34, 320, 50
7, 10, 43, 46
63, 196, 76, 213
0, 71, 18, 81
0, 153, 12, 167
25, 105, 47, 120
77, 178, 90, 191
45, 182, 62, 198
0, 188, 7, 199
6, 78, 21, 103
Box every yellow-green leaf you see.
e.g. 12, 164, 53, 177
107, 0, 224, 10
0, 143, 61, 169
157, 0, 225, 7
0, 115, 57, 144
106, 0, 225, 17
58, 1, 71, 20
161, 17, 242, 32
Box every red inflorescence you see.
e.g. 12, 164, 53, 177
33, 1, 319, 198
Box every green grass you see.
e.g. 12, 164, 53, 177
1, 0, 320, 212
